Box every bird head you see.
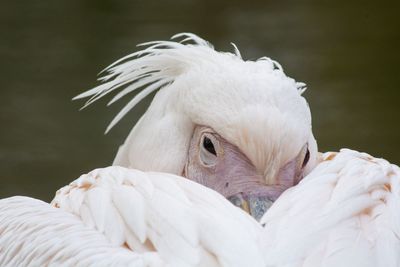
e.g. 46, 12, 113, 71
75, 33, 318, 220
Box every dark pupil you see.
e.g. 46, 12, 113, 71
302, 149, 310, 168
203, 137, 216, 155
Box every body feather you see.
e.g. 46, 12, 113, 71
260, 149, 400, 267
1, 167, 265, 267
0, 196, 163, 267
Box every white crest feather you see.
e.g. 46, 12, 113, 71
73, 33, 214, 133
230, 43, 242, 59
74, 33, 306, 133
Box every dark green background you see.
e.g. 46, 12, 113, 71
1, 0, 399, 201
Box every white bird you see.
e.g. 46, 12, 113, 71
1, 33, 399, 266
54, 33, 400, 265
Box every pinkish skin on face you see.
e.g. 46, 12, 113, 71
184, 125, 308, 221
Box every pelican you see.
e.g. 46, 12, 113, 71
1, 34, 399, 266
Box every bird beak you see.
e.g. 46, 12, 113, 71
227, 193, 274, 221
226, 147, 309, 221
229, 144, 310, 220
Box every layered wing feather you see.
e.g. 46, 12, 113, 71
0, 196, 163, 267
260, 149, 400, 267
51, 166, 265, 267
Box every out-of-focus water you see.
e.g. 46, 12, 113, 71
1, 0, 399, 201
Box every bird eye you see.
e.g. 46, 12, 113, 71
199, 135, 218, 167
302, 148, 310, 168
203, 136, 217, 156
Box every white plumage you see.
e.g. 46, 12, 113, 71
0, 197, 163, 267
1, 167, 265, 267
260, 149, 400, 267
1, 33, 399, 267
3, 150, 399, 266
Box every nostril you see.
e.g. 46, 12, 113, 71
225, 182, 229, 188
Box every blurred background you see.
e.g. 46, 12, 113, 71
1, 0, 399, 201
